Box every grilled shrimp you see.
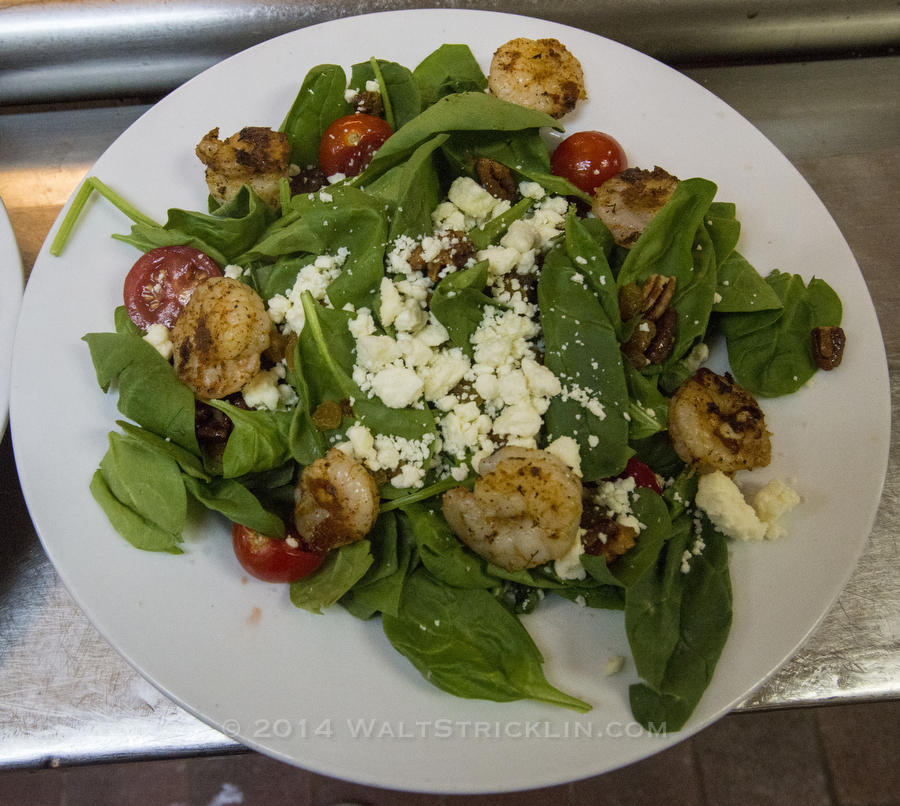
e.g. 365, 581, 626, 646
442, 446, 583, 572
195, 126, 290, 210
294, 448, 380, 552
171, 277, 271, 400
668, 368, 771, 474
592, 166, 679, 248
488, 38, 586, 119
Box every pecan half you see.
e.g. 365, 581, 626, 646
645, 307, 678, 364
580, 503, 637, 564
408, 230, 476, 282
811, 326, 846, 370
475, 157, 517, 200
641, 274, 677, 321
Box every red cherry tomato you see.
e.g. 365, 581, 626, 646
550, 131, 627, 195
618, 457, 662, 494
123, 245, 221, 330
232, 523, 326, 583
319, 113, 393, 177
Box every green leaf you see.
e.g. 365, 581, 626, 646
429, 259, 499, 356
382, 569, 591, 711
182, 475, 284, 537
714, 251, 783, 314
83, 330, 199, 454
280, 64, 351, 168
413, 44, 487, 108
625, 516, 732, 732
290, 540, 374, 614
206, 401, 293, 478
350, 59, 421, 130
90, 469, 182, 553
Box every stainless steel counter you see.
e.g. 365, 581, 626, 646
0, 28, 898, 768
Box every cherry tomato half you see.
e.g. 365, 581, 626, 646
123, 245, 221, 330
319, 113, 393, 178
618, 457, 663, 494
232, 523, 325, 583
550, 131, 627, 196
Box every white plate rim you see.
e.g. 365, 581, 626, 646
0, 195, 24, 436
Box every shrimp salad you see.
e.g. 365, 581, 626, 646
66, 39, 845, 730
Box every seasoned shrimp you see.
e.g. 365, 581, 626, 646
668, 368, 771, 474
171, 276, 271, 400
294, 448, 380, 552
195, 126, 290, 210
442, 446, 583, 572
488, 38, 586, 119
592, 166, 679, 248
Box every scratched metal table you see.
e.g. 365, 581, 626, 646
0, 0, 898, 771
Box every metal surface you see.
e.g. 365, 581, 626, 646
0, 51, 898, 768
2, 0, 900, 103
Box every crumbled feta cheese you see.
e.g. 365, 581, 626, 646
546, 436, 582, 477
448, 176, 497, 220
518, 180, 546, 200
553, 535, 586, 580
223, 264, 244, 279
370, 366, 424, 409
753, 479, 801, 540
696, 471, 767, 541
143, 323, 173, 360
603, 655, 625, 676
242, 367, 283, 411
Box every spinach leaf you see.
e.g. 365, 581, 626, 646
90, 470, 182, 554
290, 540, 373, 614
720, 270, 842, 396
398, 503, 496, 589
624, 363, 668, 440
563, 209, 619, 336
539, 247, 632, 481
467, 197, 533, 250
232, 210, 324, 265
355, 92, 562, 185
350, 59, 421, 130
382, 568, 591, 711
280, 64, 351, 168
207, 401, 292, 478
413, 44, 487, 108
626, 516, 732, 732
116, 420, 209, 480
714, 251, 783, 313
83, 330, 199, 454
705, 201, 741, 267
617, 178, 719, 365
182, 475, 284, 537
99, 431, 187, 537
341, 512, 415, 619
364, 134, 447, 241
429, 259, 498, 356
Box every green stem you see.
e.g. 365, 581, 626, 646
50, 176, 159, 256
379, 474, 473, 513
369, 57, 395, 131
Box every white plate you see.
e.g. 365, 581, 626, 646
10, 9, 890, 794
0, 197, 23, 436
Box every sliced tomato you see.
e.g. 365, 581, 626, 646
123, 245, 221, 329
618, 456, 663, 494
550, 131, 627, 196
318, 113, 393, 178
232, 523, 325, 583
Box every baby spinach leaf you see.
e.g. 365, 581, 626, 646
705, 201, 740, 267
83, 330, 199, 454
350, 59, 421, 130
113, 224, 227, 267
207, 401, 292, 478
553, 584, 625, 610
280, 64, 351, 169
624, 363, 668, 440
539, 247, 632, 481
116, 420, 209, 480
563, 209, 619, 335
713, 251, 783, 313
429, 260, 498, 356
355, 92, 562, 184
382, 568, 591, 711
364, 134, 447, 241
627, 516, 732, 732
90, 470, 182, 554
467, 197, 533, 250
182, 475, 284, 537
290, 540, 374, 614
99, 431, 187, 537
285, 343, 328, 466
413, 44, 487, 108
398, 503, 496, 589
114, 305, 142, 336
720, 270, 842, 396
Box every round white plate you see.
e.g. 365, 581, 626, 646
10, 9, 890, 794
0, 196, 23, 436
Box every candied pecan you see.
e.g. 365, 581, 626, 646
618, 282, 643, 322
475, 157, 517, 200
580, 503, 637, 564
811, 326, 846, 370
622, 320, 655, 369
645, 306, 677, 364
641, 274, 676, 321
354, 90, 384, 117
289, 165, 328, 194
408, 231, 477, 282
